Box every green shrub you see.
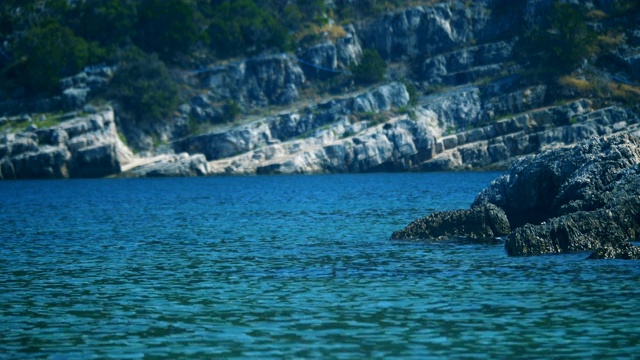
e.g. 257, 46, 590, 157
135, 0, 199, 62
208, 0, 291, 58
108, 51, 179, 125
70, 0, 137, 48
517, 2, 597, 76
403, 81, 418, 106
223, 100, 242, 123
1, 22, 97, 97
351, 49, 387, 84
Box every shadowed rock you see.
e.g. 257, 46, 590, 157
473, 133, 640, 227
587, 242, 640, 260
391, 203, 510, 240
504, 162, 640, 256
393, 133, 640, 259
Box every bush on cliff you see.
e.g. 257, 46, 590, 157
518, 2, 597, 76
69, 0, 137, 49
134, 0, 199, 62
207, 0, 291, 58
107, 51, 179, 126
0, 21, 102, 97
351, 49, 387, 84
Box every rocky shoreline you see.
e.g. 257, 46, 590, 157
392, 133, 640, 260
1, 1, 639, 179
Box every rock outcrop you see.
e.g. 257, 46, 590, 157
587, 242, 640, 260
391, 203, 510, 240
421, 103, 640, 171
0, 108, 133, 179
194, 54, 306, 112
175, 82, 412, 164
393, 133, 640, 259
419, 41, 515, 86
120, 153, 210, 178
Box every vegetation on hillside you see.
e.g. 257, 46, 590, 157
351, 49, 387, 84
107, 51, 179, 126
0, 0, 638, 141
517, 3, 598, 76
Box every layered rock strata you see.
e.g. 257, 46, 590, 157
121, 153, 210, 178
0, 109, 132, 179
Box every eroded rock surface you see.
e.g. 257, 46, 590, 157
587, 242, 640, 260
391, 203, 510, 240
393, 134, 640, 259
0, 109, 132, 179
122, 153, 210, 178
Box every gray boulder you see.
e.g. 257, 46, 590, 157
62, 87, 89, 111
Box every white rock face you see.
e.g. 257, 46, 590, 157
0, 108, 133, 179
175, 82, 411, 161
208, 108, 439, 175
198, 54, 306, 110
122, 153, 210, 178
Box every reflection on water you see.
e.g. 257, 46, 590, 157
1, 174, 639, 359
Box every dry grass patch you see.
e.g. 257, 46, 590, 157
598, 31, 625, 50
559, 76, 594, 93
586, 9, 608, 19
609, 83, 640, 104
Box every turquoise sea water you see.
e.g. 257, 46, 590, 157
1, 173, 639, 359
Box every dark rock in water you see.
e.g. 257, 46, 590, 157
393, 133, 640, 259
473, 133, 640, 228
505, 161, 640, 256
391, 203, 510, 240
587, 242, 640, 260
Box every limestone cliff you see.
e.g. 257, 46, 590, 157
0, 109, 131, 179
1, 0, 639, 178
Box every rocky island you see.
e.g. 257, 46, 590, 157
1, 1, 639, 179
392, 133, 640, 260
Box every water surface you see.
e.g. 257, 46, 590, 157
1, 173, 639, 359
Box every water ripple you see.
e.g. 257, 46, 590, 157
1, 174, 640, 359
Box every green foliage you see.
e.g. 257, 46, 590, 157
108, 52, 179, 125
335, 0, 381, 19
135, 0, 199, 62
70, 0, 137, 48
280, 0, 327, 28
403, 81, 418, 106
351, 49, 387, 84
517, 2, 597, 76
223, 100, 242, 123
1, 22, 96, 97
208, 0, 290, 58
